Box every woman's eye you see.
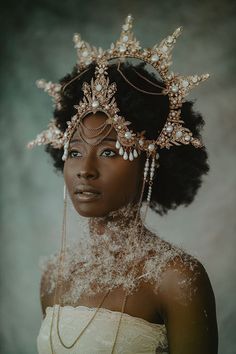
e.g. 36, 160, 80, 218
101, 149, 116, 157
68, 149, 116, 158
68, 150, 82, 158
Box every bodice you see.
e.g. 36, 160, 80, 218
37, 305, 169, 353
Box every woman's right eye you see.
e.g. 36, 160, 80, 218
68, 150, 82, 158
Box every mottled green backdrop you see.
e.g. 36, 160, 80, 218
1, 0, 235, 353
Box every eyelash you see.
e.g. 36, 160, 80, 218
68, 148, 117, 158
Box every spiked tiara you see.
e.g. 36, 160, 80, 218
27, 15, 209, 161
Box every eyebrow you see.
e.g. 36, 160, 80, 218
70, 137, 117, 145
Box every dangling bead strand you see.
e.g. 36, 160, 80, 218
143, 155, 150, 182
147, 156, 156, 203
142, 151, 160, 224
134, 153, 149, 226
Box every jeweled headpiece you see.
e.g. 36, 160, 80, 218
27, 15, 209, 163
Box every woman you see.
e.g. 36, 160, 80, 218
28, 15, 218, 354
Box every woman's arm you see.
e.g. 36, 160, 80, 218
158, 257, 218, 354
40, 264, 55, 318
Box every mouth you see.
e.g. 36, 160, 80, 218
74, 186, 101, 202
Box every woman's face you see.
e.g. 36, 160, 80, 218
63, 112, 144, 217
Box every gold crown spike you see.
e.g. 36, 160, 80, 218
106, 15, 183, 80
73, 33, 104, 69
27, 15, 210, 160
110, 14, 141, 56
36, 79, 62, 109
27, 119, 64, 149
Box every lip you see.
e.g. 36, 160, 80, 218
74, 185, 101, 202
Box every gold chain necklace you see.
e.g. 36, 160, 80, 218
52, 290, 128, 353
56, 290, 110, 349
49, 185, 130, 353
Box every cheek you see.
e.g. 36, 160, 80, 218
105, 161, 142, 198
63, 162, 75, 194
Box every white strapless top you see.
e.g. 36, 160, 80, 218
37, 305, 168, 354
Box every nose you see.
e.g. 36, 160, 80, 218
77, 156, 99, 181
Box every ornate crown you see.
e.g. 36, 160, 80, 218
27, 15, 209, 161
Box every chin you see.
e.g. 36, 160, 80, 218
72, 201, 112, 218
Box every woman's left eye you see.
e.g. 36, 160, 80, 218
101, 149, 116, 157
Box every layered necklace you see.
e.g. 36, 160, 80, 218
49, 189, 147, 353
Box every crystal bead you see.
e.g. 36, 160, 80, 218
171, 85, 179, 93
161, 45, 168, 53
192, 76, 198, 83
139, 139, 144, 146
148, 144, 155, 151
166, 125, 173, 132
92, 100, 99, 108
122, 35, 129, 42
176, 130, 183, 138
96, 84, 102, 91
167, 36, 173, 43
98, 68, 104, 74
122, 24, 129, 31
151, 54, 159, 62
182, 80, 189, 88
124, 131, 132, 139
184, 135, 191, 141
119, 44, 126, 52
82, 50, 88, 57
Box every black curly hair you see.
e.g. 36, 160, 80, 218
46, 61, 209, 216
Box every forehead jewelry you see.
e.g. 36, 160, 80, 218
27, 14, 209, 215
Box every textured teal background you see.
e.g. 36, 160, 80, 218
1, 0, 235, 353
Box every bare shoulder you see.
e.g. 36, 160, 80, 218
151, 240, 218, 354
157, 249, 215, 307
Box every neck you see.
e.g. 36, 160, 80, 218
88, 202, 144, 240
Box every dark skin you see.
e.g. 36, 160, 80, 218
41, 112, 218, 353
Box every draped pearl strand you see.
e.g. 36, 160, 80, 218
141, 151, 160, 223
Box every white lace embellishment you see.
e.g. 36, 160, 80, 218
39, 202, 199, 304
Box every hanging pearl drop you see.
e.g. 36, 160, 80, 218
123, 151, 128, 160
116, 140, 121, 149
119, 146, 124, 155
129, 151, 134, 161
133, 149, 138, 158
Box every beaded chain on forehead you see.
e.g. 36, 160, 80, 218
28, 15, 209, 353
